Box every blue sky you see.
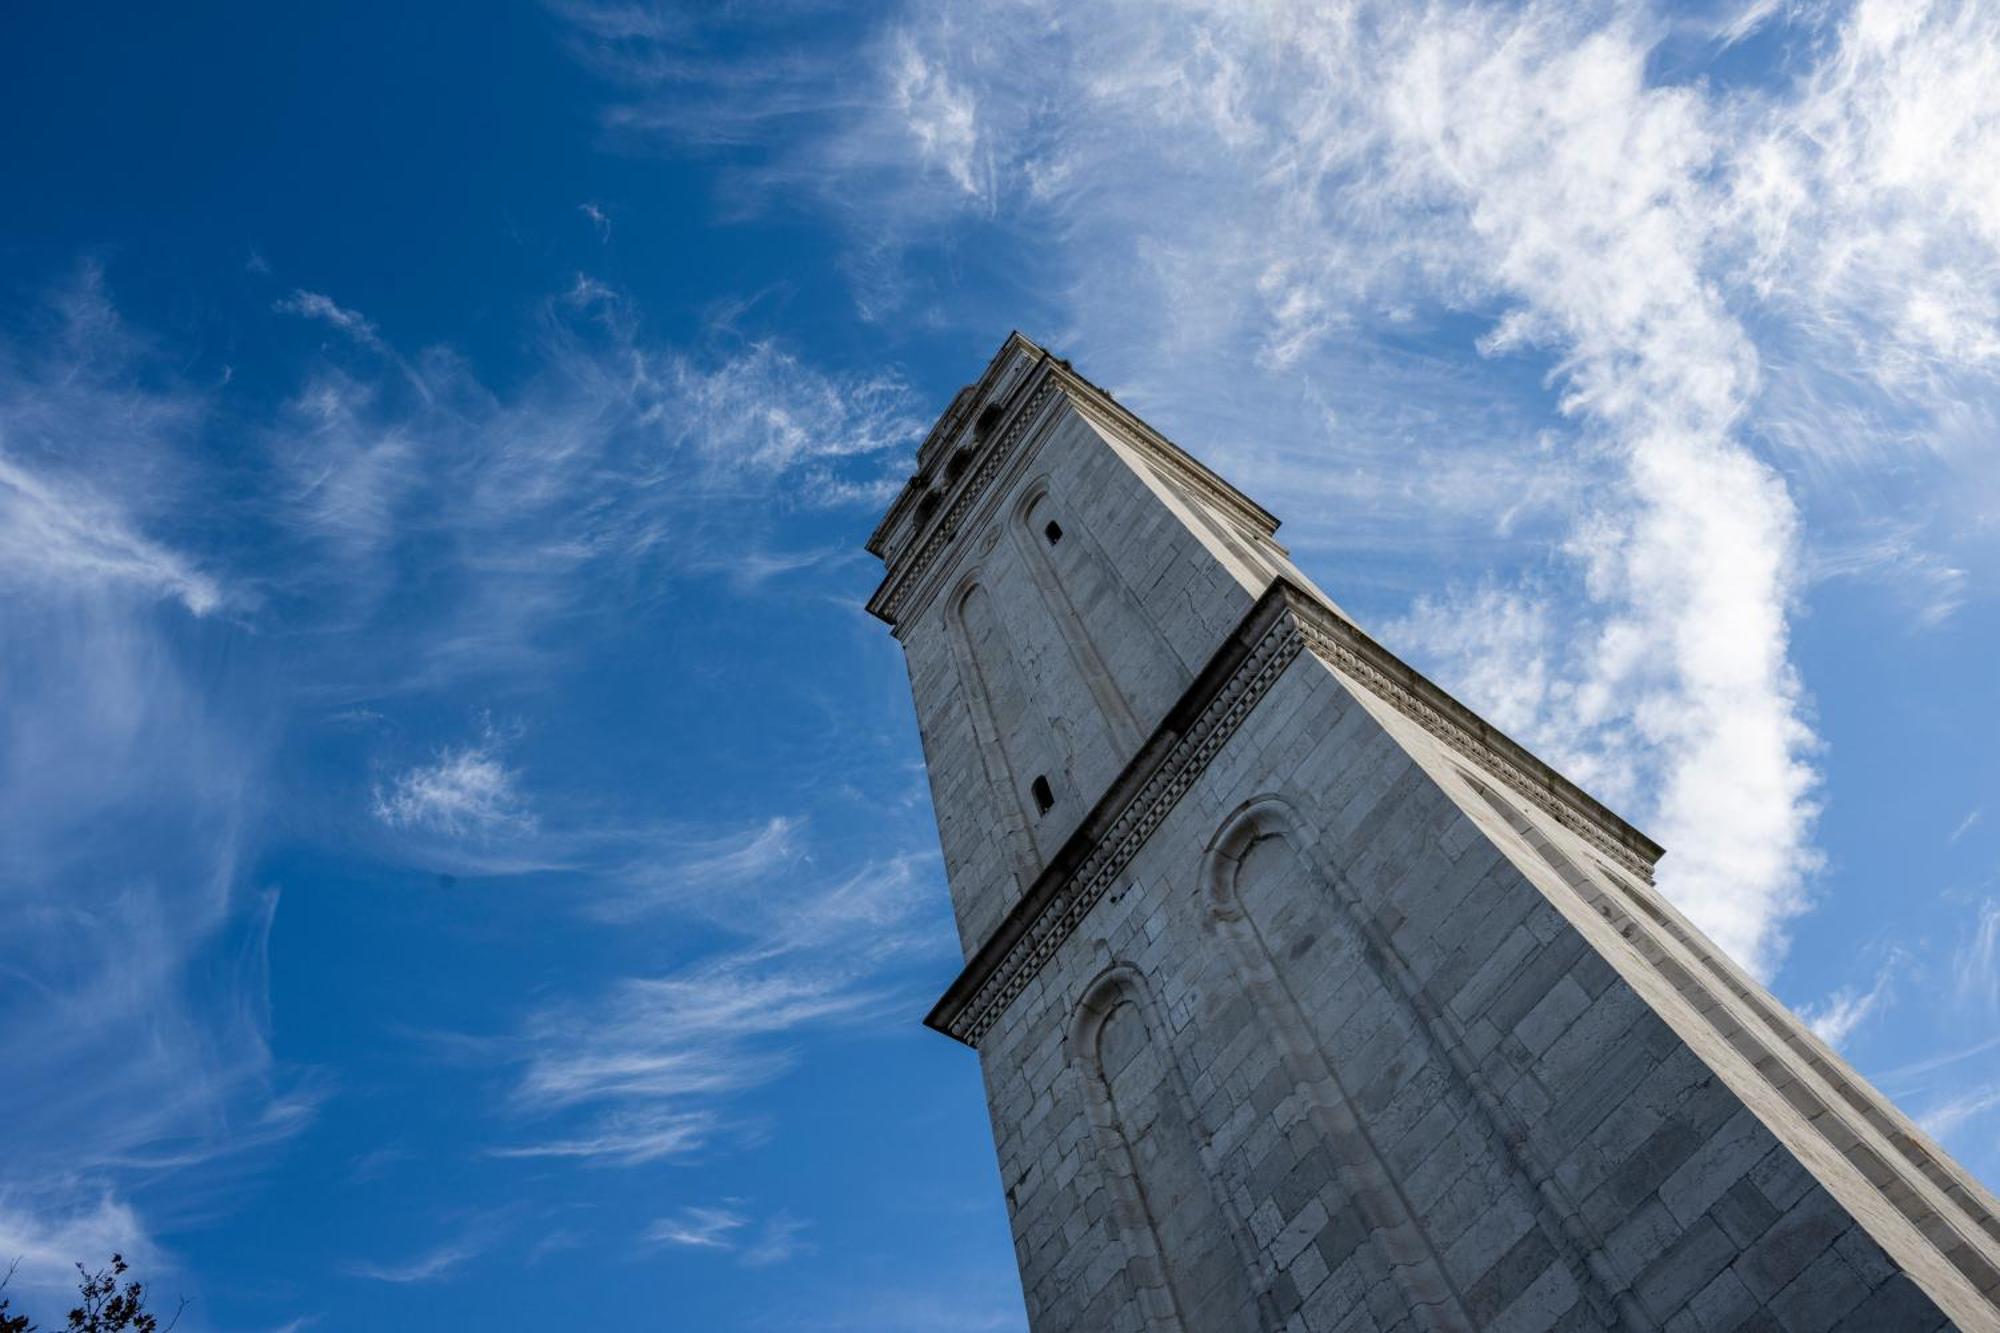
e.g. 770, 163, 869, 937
1, 1, 1996, 1329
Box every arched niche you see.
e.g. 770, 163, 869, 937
1069, 964, 1264, 1332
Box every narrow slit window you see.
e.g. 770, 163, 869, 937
1043, 520, 1063, 546
1031, 775, 1055, 815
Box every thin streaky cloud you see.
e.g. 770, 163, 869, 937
741, 1211, 809, 1267
1798, 958, 1898, 1049
346, 1228, 497, 1284
1954, 900, 2000, 1014
1919, 1084, 2000, 1144
275, 289, 385, 351
645, 1205, 748, 1251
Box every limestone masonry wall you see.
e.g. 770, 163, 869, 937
974, 651, 1954, 1330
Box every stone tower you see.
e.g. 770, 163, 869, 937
865, 333, 2000, 1332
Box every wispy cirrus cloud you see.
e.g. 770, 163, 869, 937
275, 289, 385, 352
0, 455, 223, 615
1799, 957, 1899, 1048
551, 0, 2000, 982
645, 1205, 809, 1266
1866, 897, 2000, 1153
495, 958, 885, 1165
0, 270, 308, 1293
646, 1205, 748, 1250
2, 254, 926, 1301
742, 1211, 809, 1267
480, 830, 940, 1166
589, 815, 805, 922
1955, 900, 2000, 1013
262, 280, 921, 696
347, 1226, 499, 1284
1918, 1083, 2000, 1143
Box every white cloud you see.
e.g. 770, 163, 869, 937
590, 816, 806, 922
493, 958, 885, 1165
373, 731, 535, 837
643, 1205, 808, 1266
258, 283, 921, 692
1732, 0, 2000, 388
889, 35, 985, 202
1808, 522, 1969, 628
347, 1231, 492, 1284
275, 289, 385, 351
490, 844, 938, 1166
0, 270, 223, 617
0, 272, 305, 1295
0, 455, 222, 615
1798, 958, 1898, 1048
1918, 1083, 2000, 1143
658, 339, 920, 477
1955, 900, 2000, 1014
741, 1211, 809, 1268
0, 1195, 153, 1296
487, 1106, 722, 1166
646, 1205, 748, 1250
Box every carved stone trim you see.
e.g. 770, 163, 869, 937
869, 374, 1060, 626
1062, 390, 1280, 546
926, 580, 1665, 1049
929, 591, 1305, 1047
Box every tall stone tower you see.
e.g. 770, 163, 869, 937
866, 334, 2000, 1332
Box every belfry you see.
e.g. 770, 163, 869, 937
866, 334, 2000, 1331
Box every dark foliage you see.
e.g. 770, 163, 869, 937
0, 1256, 181, 1333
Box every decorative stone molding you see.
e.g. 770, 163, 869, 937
869, 373, 1061, 628
927, 579, 1664, 1048
928, 589, 1305, 1047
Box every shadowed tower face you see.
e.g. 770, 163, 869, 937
866, 334, 2000, 1332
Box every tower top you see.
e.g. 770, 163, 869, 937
865, 331, 1277, 630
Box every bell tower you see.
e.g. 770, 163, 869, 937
867, 334, 2000, 1331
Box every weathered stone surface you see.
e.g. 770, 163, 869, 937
871, 335, 1996, 1331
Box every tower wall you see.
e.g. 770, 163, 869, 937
895, 395, 1273, 954
965, 639, 1959, 1330
869, 334, 2000, 1332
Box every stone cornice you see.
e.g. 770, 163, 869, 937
865, 331, 1044, 560
867, 370, 1061, 630
927, 582, 1306, 1047
926, 579, 1664, 1049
